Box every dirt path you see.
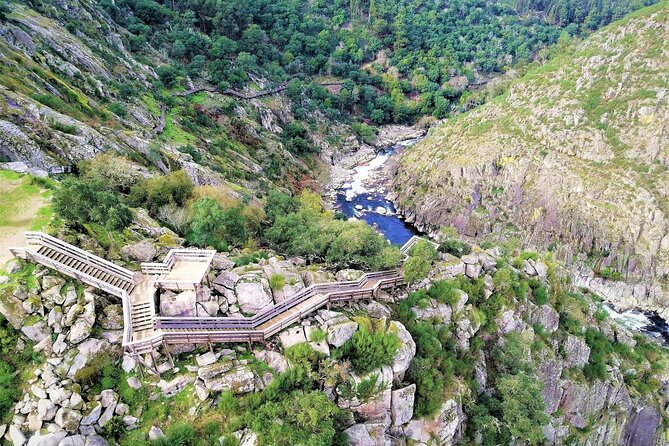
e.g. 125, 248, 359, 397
0, 176, 50, 268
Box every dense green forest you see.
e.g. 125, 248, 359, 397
78, 0, 657, 122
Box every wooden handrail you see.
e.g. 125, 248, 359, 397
26, 232, 135, 283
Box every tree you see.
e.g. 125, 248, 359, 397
187, 198, 226, 249
221, 205, 248, 247
53, 177, 132, 230
403, 240, 438, 283
497, 372, 549, 443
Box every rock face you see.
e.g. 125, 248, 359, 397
392, 6, 669, 314
563, 335, 591, 368
403, 400, 462, 445
235, 278, 272, 314
389, 321, 415, 379
391, 384, 416, 427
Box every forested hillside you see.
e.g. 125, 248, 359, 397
394, 2, 669, 315
92, 0, 658, 121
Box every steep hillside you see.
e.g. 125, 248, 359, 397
393, 3, 669, 309
0, 0, 368, 195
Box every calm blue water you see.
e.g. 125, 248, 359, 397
334, 143, 419, 247
335, 191, 417, 246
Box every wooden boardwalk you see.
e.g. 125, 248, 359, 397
10, 232, 428, 357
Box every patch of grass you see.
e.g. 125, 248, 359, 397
0, 170, 52, 229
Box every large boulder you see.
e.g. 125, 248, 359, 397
335, 269, 365, 282
262, 259, 304, 302
21, 320, 50, 342
26, 431, 67, 446
388, 321, 415, 379
327, 321, 358, 348
160, 290, 196, 317
338, 366, 393, 427
403, 399, 461, 445
391, 384, 416, 427
54, 408, 82, 432
529, 304, 560, 333
203, 366, 255, 394
100, 304, 123, 330
235, 278, 272, 314
121, 240, 157, 262
279, 326, 307, 349
254, 350, 289, 373
343, 424, 379, 446
413, 299, 451, 323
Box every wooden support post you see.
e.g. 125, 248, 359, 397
163, 342, 175, 369
208, 342, 214, 354
149, 350, 158, 372
135, 353, 145, 380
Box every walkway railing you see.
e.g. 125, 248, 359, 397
12, 233, 438, 355
25, 232, 136, 284
121, 270, 404, 352
401, 235, 440, 257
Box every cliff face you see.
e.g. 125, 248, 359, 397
393, 4, 669, 308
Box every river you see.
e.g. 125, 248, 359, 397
334, 138, 420, 246
334, 137, 669, 345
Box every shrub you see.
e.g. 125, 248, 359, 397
269, 273, 285, 291
177, 145, 202, 162
50, 120, 78, 134
74, 352, 114, 386
496, 372, 549, 443
248, 391, 347, 446
404, 240, 438, 283
438, 239, 471, 257
217, 390, 239, 417
129, 170, 194, 214
0, 361, 20, 418
108, 102, 128, 118
333, 323, 399, 374
598, 267, 622, 281
53, 177, 132, 230
309, 328, 327, 343
338, 373, 382, 401
155, 423, 199, 446
533, 286, 549, 305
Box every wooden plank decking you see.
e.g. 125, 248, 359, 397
10, 232, 431, 354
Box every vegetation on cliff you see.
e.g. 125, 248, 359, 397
394, 2, 669, 301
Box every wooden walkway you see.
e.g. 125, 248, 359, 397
10, 232, 431, 356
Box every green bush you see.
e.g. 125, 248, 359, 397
0, 361, 20, 418
108, 102, 128, 118
129, 170, 194, 215
50, 120, 78, 134
264, 196, 401, 271
438, 239, 471, 257
403, 240, 438, 283
269, 273, 285, 291
497, 372, 549, 443
154, 423, 199, 446
74, 352, 115, 386
53, 177, 132, 230
533, 286, 549, 305
247, 391, 347, 446
333, 322, 399, 374
187, 199, 249, 249
598, 267, 622, 281
308, 327, 327, 343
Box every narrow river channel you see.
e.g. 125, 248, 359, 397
334, 138, 420, 247
334, 137, 669, 345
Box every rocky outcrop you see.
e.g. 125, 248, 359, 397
393, 6, 669, 316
